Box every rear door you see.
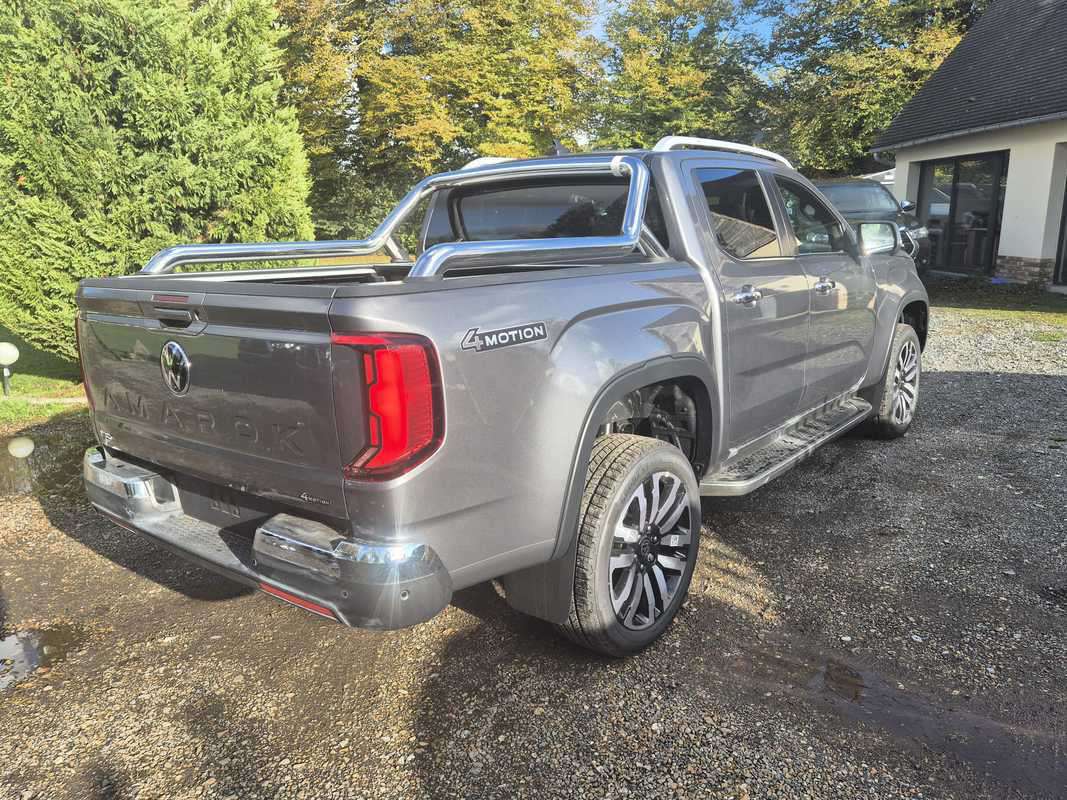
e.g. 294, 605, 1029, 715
691, 164, 810, 449
76, 282, 352, 520
770, 175, 877, 409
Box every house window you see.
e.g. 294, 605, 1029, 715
917, 151, 1009, 274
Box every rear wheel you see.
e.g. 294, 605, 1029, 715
864, 323, 921, 439
555, 434, 700, 656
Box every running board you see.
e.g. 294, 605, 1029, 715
700, 396, 872, 497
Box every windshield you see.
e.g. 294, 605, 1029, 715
818, 183, 899, 214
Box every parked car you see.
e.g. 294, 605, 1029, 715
813, 177, 930, 269
77, 136, 929, 656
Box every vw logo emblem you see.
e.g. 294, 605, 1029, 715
160, 341, 191, 396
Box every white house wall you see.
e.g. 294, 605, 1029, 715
892, 118, 1067, 283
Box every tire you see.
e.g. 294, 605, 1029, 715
555, 434, 701, 657
863, 323, 921, 439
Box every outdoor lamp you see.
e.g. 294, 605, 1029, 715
0, 342, 18, 397
7, 436, 34, 459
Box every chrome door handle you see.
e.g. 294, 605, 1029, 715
732, 285, 763, 307
813, 277, 837, 295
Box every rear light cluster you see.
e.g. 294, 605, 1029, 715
331, 333, 444, 480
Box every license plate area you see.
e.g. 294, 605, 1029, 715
174, 475, 275, 533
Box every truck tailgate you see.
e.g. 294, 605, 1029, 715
76, 284, 352, 520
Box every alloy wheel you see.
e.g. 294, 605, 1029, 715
610, 471, 693, 631
891, 339, 919, 426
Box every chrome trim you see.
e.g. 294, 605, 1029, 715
140, 155, 650, 278
83, 447, 180, 517
653, 136, 793, 169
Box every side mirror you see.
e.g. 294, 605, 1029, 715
900, 199, 916, 213
857, 222, 899, 256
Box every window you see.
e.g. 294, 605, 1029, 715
422, 177, 670, 251
817, 182, 899, 215
695, 168, 781, 259
775, 178, 849, 255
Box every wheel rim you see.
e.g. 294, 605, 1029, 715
891, 339, 919, 426
610, 471, 693, 631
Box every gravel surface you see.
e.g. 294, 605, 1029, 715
1, 298, 1065, 799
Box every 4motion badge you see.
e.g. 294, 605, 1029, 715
461, 322, 547, 353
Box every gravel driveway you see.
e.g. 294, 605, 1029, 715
1, 290, 1065, 799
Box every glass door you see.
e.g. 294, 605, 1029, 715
917, 151, 1009, 274
1057, 178, 1067, 286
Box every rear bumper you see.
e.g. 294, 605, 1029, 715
83, 447, 452, 629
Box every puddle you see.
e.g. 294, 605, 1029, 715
0, 422, 96, 499
0, 624, 87, 690
707, 638, 1065, 796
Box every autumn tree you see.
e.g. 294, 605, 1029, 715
276, 0, 360, 236
750, 0, 985, 173
593, 0, 762, 149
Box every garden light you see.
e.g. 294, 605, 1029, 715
0, 342, 18, 397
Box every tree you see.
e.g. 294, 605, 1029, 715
276, 0, 360, 236
750, 0, 979, 174
593, 0, 763, 149
0, 0, 312, 360
353, 0, 601, 185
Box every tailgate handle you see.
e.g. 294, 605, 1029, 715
154, 307, 193, 328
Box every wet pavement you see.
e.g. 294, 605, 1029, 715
0, 305, 1065, 799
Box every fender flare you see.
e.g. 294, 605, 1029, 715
500, 353, 716, 624
868, 290, 929, 388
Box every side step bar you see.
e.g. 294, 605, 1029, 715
700, 396, 873, 497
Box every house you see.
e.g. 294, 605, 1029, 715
873, 0, 1067, 288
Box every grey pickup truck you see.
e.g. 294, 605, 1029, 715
78, 136, 928, 656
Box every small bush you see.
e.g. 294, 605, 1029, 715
0, 0, 312, 360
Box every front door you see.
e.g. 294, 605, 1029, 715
917, 151, 1009, 273
691, 164, 810, 450
772, 176, 878, 409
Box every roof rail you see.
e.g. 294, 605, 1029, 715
652, 136, 793, 169
462, 156, 514, 170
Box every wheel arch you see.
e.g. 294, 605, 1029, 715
500, 355, 716, 624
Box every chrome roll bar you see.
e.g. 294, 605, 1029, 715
140, 155, 650, 277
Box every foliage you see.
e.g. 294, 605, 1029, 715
0, 0, 312, 360
275, 0, 360, 236
749, 0, 976, 174
593, 0, 762, 149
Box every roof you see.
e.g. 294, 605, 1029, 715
873, 0, 1067, 151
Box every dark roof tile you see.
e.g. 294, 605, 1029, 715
874, 0, 1067, 150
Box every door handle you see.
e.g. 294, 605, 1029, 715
732, 285, 763, 307
813, 277, 837, 295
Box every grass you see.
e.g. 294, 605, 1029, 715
0, 325, 85, 430
927, 278, 1067, 328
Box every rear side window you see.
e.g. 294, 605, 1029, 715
775, 178, 850, 255
695, 168, 782, 260
421, 176, 670, 251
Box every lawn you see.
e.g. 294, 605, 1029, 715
926, 277, 1067, 328
0, 324, 85, 429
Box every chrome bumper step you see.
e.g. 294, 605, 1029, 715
700, 396, 872, 497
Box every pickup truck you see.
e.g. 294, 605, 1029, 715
78, 136, 929, 656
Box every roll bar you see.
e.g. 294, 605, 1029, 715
140, 155, 650, 278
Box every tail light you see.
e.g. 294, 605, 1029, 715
331, 332, 443, 480
74, 316, 94, 410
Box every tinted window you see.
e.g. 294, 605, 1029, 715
817, 182, 899, 214
775, 178, 850, 254
423, 178, 669, 251
695, 168, 781, 259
